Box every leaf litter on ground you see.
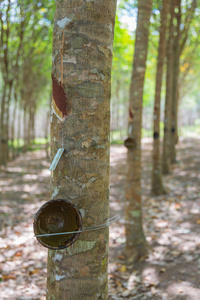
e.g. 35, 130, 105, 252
1, 138, 200, 299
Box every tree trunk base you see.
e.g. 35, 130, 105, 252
122, 241, 150, 264
151, 185, 167, 196
151, 174, 167, 196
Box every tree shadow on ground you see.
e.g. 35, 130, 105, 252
108, 138, 200, 299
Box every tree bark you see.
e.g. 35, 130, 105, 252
124, 0, 153, 261
170, 0, 196, 163
0, 1, 11, 165
23, 104, 27, 153
30, 106, 35, 144
47, 0, 116, 299
170, 0, 181, 163
45, 110, 50, 158
17, 103, 21, 154
162, 0, 175, 175
11, 89, 18, 160
0, 82, 7, 166
0, 0, 24, 163
151, 0, 169, 195
2, 81, 13, 165
27, 107, 31, 148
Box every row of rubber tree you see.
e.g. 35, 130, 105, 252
0, 0, 55, 166
47, 0, 198, 299
0, 0, 198, 298
47, 0, 196, 299
124, 0, 197, 263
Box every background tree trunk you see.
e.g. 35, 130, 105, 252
23, 105, 27, 153
47, 0, 117, 299
0, 83, 7, 166
162, 0, 175, 175
170, 0, 181, 163
11, 89, 18, 160
2, 81, 13, 165
151, 0, 169, 195
124, 0, 153, 261
17, 102, 21, 155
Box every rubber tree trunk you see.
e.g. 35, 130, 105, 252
170, 0, 181, 163
17, 102, 21, 154
22, 105, 27, 153
11, 96, 17, 160
31, 106, 35, 144
45, 95, 52, 159
124, 0, 152, 261
151, 0, 169, 195
27, 107, 32, 148
162, 0, 175, 175
47, 0, 117, 299
116, 81, 120, 138
0, 82, 7, 166
2, 81, 12, 165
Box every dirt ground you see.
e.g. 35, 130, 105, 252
0, 138, 200, 300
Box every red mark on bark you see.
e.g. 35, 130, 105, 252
129, 108, 133, 119
52, 74, 71, 119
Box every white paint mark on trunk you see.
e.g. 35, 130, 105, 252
53, 253, 63, 262
52, 187, 59, 198
79, 209, 85, 218
96, 145, 105, 149
55, 274, 65, 281
109, 23, 113, 31
56, 17, 71, 28
63, 56, 77, 64
92, 135, 100, 142
107, 44, 113, 52
99, 272, 107, 284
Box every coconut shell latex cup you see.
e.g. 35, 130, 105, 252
33, 199, 82, 250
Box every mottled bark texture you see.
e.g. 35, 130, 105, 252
162, 0, 175, 175
0, 81, 13, 165
170, 0, 196, 163
0, 83, 7, 166
170, 0, 181, 164
151, 0, 169, 195
0, 0, 23, 165
124, 0, 152, 261
47, 0, 116, 299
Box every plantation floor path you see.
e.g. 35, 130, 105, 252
0, 138, 200, 299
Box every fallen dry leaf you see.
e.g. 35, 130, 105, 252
118, 265, 126, 272
2, 275, 16, 280
160, 268, 166, 273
